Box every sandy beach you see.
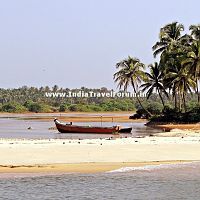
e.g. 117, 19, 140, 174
0, 113, 200, 173
0, 136, 200, 173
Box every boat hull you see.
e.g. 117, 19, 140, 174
118, 127, 132, 133
54, 120, 119, 134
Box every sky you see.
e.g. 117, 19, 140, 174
0, 0, 200, 89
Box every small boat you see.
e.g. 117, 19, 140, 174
54, 119, 120, 134
118, 127, 132, 133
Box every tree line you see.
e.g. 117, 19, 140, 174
114, 22, 200, 122
0, 86, 138, 112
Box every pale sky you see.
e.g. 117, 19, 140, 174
0, 0, 200, 89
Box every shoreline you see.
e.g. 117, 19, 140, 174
0, 161, 193, 173
0, 112, 142, 123
0, 137, 200, 173
146, 122, 200, 131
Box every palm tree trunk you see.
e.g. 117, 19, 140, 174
178, 91, 181, 112
157, 88, 165, 107
174, 93, 177, 110
131, 79, 152, 116
183, 92, 186, 112
197, 79, 200, 104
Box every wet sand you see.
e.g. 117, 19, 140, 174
0, 161, 190, 173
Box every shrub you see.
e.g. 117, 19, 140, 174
59, 104, 67, 112
189, 105, 200, 113
26, 102, 52, 113
68, 104, 79, 112
146, 102, 162, 115
2, 102, 27, 113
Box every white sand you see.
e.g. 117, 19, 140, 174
0, 136, 200, 165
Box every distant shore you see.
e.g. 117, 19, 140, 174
0, 112, 144, 123
0, 137, 199, 173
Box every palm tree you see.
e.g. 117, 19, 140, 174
182, 40, 200, 103
140, 62, 168, 107
152, 22, 185, 58
190, 25, 200, 40
188, 25, 200, 103
113, 56, 151, 115
165, 65, 196, 112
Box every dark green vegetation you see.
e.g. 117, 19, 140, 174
0, 87, 137, 113
114, 22, 200, 123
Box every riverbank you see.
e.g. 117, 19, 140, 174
0, 137, 199, 173
146, 122, 200, 131
0, 112, 141, 123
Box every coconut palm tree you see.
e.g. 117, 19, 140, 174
165, 65, 196, 112
188, 25, 200, 103
140, 62, 168, 107
152, 22, 185, 58
113, 56, 151, 115
190, 25, 200, 40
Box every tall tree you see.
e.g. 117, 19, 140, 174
140, 62, 168, 107
190, 25, 200, 40
113, 56, 151, 115
188, 24, 200, 103
182, 40, 200, 103
165, 65, 196, 112
152, 22, 185, 58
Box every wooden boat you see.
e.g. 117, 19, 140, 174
54, 119, 120, 134
118, 127, 132, 133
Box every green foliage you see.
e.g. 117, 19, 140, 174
25, 102, 52, 113
0, 87, 138, 113
68, 104, 79, 112
101, 99, 135, 112
135, 101, 162, 115
87, 104, 103, 112
59, 104, 67, 112
189, 104, 200, 113
150, 104, 200, 123
146, 102, 163, 115
130, 101, 163, 119
2, 102, 27, 113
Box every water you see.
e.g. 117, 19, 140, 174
0, 162, 200, 199
1, 114, 196, 199
0, 118, 160, 139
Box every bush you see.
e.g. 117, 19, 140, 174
88, 105, 103, 112
59, 104, 67, 112
2, 102, 27, 113
146, 102, 162, 115
130, 101, 162, 119
25, 102, 52, 113
100, 99, 135, 112
68, 104, 79, 112
162, 105, 178, 115
189, 105, 200, 113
